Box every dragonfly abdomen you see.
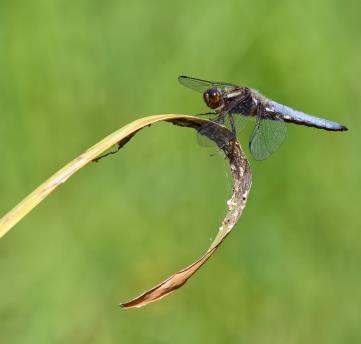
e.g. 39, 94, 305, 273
268, 101, 347, 131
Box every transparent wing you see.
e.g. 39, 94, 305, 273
249, 117, 287, 160
197, 114, 227, 147
224, 114, 249, 133
196, 113, 250, 147
178, 75, 237, 93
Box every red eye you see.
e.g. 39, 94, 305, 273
203, 88, 222, 109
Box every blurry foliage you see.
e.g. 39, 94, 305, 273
0, 0, 360, 343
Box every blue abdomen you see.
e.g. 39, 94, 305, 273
268, 100, 347, 131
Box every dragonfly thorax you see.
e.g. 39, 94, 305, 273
203, 88, 223, 109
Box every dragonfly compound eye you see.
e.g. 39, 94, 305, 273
203, 88, 222, 109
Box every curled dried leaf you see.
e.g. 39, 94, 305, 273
0, 114, 252, 309
120, 118, 252, 308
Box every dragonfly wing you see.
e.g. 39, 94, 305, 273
224, 114, 249, 133
178, 75, 237, 93
197, 113, 249, 147
197, 114, 227, 147
249, 117, 287, 160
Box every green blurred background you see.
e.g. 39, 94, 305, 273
0, 0, 360, 342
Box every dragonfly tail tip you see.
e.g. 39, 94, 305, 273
340, 125, 348, 131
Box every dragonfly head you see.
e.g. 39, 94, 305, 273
203, 88, 223, 109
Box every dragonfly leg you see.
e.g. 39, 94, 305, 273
195, 111, 217, 116
228, 114, 237, 135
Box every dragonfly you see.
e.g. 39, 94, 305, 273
179, 76, 348, 160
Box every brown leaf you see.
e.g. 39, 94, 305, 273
121, 118, 252, 308
0, 114, 252, 309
